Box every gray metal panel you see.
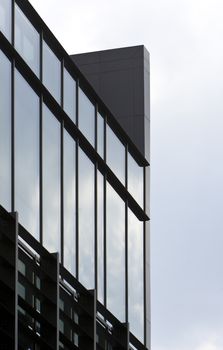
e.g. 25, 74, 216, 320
71, 45, 150, 159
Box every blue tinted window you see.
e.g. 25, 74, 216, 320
43, 41, 61, 103
107, 125, 125, 185
0, 50, 11, 210
128, 152, 144, 207
107, 183, 125, 321
43, 104, 61, 253
97, 112, 104, 158
15, 70, 39, 239
128, 209, 144, 342
15, 4, 40, 76
79, 88, 95, 146
0, 0, 11, 41
97, 171, 104, 303
64, 68, 76, 123
78, 148, 95, 289
64, 130, 76, 275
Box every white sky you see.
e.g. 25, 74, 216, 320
28, 0, 223, 349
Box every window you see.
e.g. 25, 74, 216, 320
64, 130, 76, 275
0, 50, 11, 210
43, 41, 61, 103
0, 0, 11, 41
97, 171, 104, 303
128, 152, 144, 207
42, 104, 61, 253
107, 183, 125, 321
64, 68, 76, 123
78, 148, 95, 289
78, 88, 95, 146
107, 125, 125, 185
15, 4, 40, 76
128, 209, 144, 342
15, 70, 40, 240
97, 112, 104, 158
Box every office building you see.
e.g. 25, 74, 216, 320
0, 0, 150, 349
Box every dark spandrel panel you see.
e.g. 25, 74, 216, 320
0, 50, 11, 211
78, 88, 95, 146
97, 112, 104, 159
128, 208, 144, 343
43, 40, 61, 103
14, 69, 40, 240
15, 4, 40, 76
0, 0, 11, 42
97, 171, 104, 304
64, 130, 76, 276
78, 148, 95, 289
43, 104, 61, 253
107, 183, 125, 322
128, 152, 144, 208
107, 125, 125, 185
64, 68, 76, 123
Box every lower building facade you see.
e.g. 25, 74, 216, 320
0, 0, 150, 349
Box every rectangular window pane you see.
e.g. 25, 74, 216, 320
97, 171, 104, 303
43, 104, 60, 253
128, 209, 144, 342
15, 4, 39, 76
15, 70, 39, 240
64, 130, 76, 276
64, 68, 76, 123
0, 50, 11, 210
0, 0, 11, 41
107, 125, 125, 185
97, 112, 104, 159
78, 148, 94, 289
107, 183, 125, 321
78, 88, 95, 146
43, 41, 61, 103
128, 153, 144, 208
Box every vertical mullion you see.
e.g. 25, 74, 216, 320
143, 165, 147, 346
11, 57, 15, 212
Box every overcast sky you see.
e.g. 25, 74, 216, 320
28, 0, 223, 349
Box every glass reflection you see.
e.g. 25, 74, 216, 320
0, 50, 11, 210
107, 125, 125, 185
78, 88, 95, 146
128, 209, 144, 342
15, 4, 40, 76
43, 104, 60, 253
43, 41, 61, 103
64, 130, 76, 276
97, 112, 104, 159
97, 172, 104, 303
15, 70, 39, 240
64, 68, 76, 123
107, 183, 125, 321
0, 0, 11, 41
78, 148, 94, 289
128, 153, 144, 208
